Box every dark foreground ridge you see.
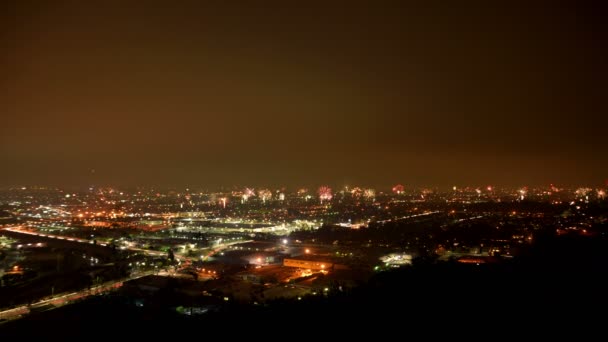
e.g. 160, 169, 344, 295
1, 232, 606, 338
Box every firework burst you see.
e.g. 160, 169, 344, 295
392, 184, 404, 194
318, 186, 333, 203
258, 189, 272, 203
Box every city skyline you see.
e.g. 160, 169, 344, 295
2, 2, 606, 188
1, 180, 607, 193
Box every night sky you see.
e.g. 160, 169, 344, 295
1, 1, 606, 189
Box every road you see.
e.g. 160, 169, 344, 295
2, 226, 251, 260
373, 211, 442, 224
2, 226, 170, 258
198, 239, 253, 260
0, 226, 252, 322
0, 270, 155, 323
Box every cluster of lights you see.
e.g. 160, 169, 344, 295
241, 188, 255, 203
258, 189, 272, 203
363, 189, 375, 200
200, 268, 217, 275
318, 186, 333, 203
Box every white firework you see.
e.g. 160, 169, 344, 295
258, 189, 272, 203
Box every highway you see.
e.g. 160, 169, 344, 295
2, 226, 167, 257
0, 270, 156, 323
0, 226, 252, 322
373, 210, 442, 224
199, 239, 253, 260
2, 226, 251, 260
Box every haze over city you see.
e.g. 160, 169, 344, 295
2, 2, 606, 188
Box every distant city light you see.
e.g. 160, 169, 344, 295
1, 181, 604, 312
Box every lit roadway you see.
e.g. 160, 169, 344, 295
198, 239, 253, 260
374, 211, 442, 224
2, 226, 168, 256
0, 270, 157, 323
2, 226, 251, 261
0, 226, 251, 322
